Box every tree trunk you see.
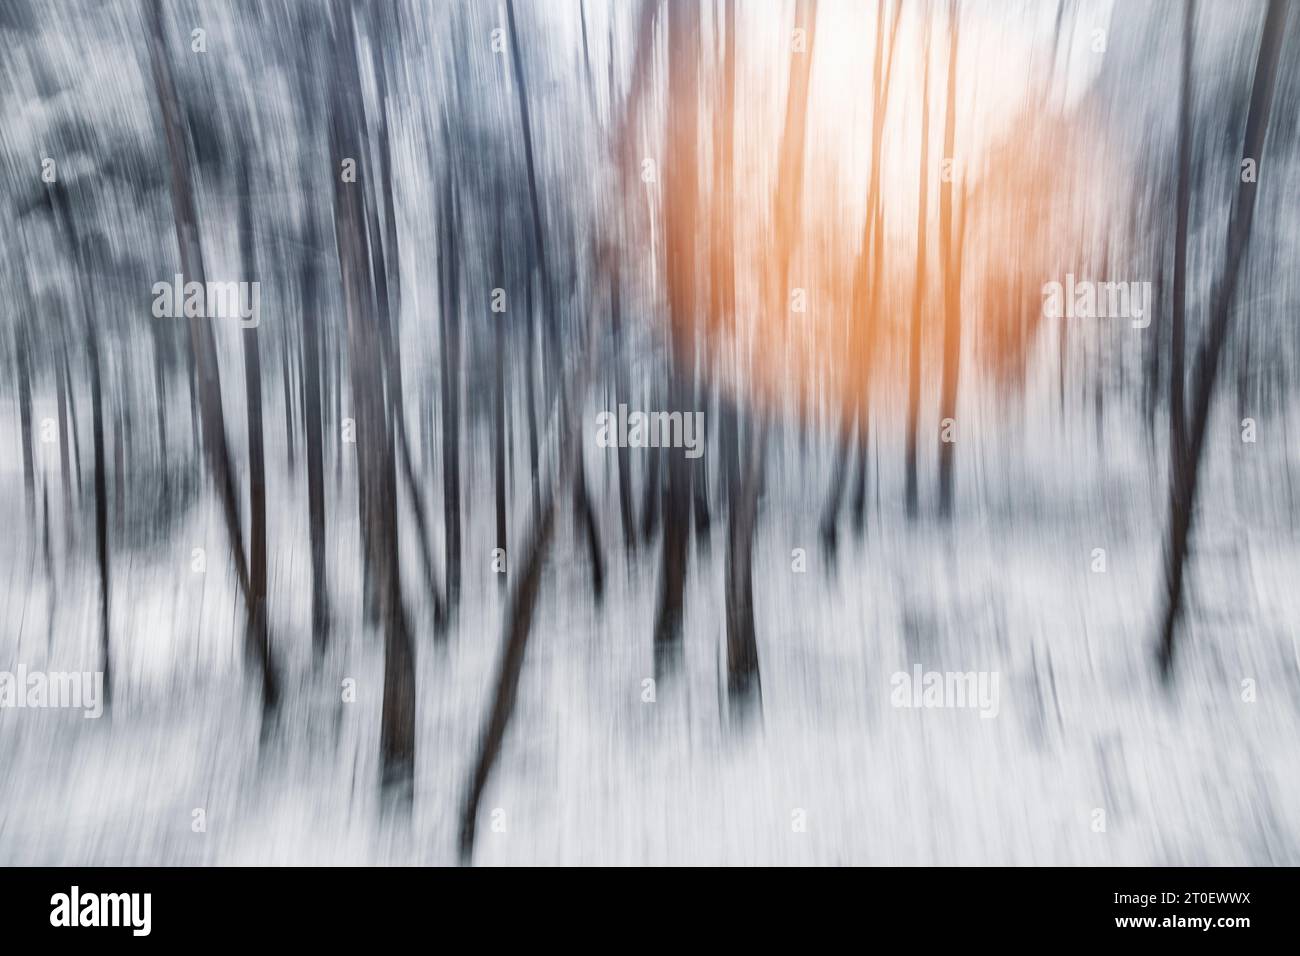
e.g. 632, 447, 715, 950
1157, 0, 1286, 677
145, 0, 277, 716
459, 295, 601, 865
237, 150, 274, 718
439, 174, 462, 616
88, 316, 110, 710
300, 205, 330, 656
652, 0, 701, 679
494, 222, 509, 590
610, 252, 637, 547
937, 1, 961, 519
331, 0, 416, 805
16, 318, 35, 503
1169, 0, 1194, 488
905, 16, 932, 521
825, 0, 898, 541
55, 333, 74, 519
726, 408, 765, 721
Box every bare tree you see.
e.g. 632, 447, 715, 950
459, 276, 603, 865
145, 0, 278, 717
904, 12, 932, 521
936, 0, 962, 518
652, 0, 701, 679
729, 0, 819, 718
1169, 0, 1195, 502
237, 148, 272, 723
1157, 0, 1288, 677
822, 0, 900, 550
330, 0, 416, 805
50, 186, 112, 708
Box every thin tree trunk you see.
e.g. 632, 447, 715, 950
151, 328, 169, 486
145, 0, 277, 715
937, 1, 961, 519
331, 0, 415, 804
300, 207, 330, 656
827, 0, 899, 540
16, 321, 34, 502
709, 0, 737, 343
281, 321, 296, 471
652, 0, 702, 679
505, 0, 556, 380
237, 150, 273, 719
459, 297, 601, 865
494, 219, 509, 590
727, 0, 818, 717
495, 314, 508, 590
905, 15, 932, 520
88, 315, 110, 709
368, 31, 447, 629
61, 349, 82, 503
53, 184, 111, 708
726, 407, 765, 720
610, 251, 636, 546
1157, 0, 1286, 677
1169, 0, 1195, 484
55, 333, 73, 518
439, 174, 462, 616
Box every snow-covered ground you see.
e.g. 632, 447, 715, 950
3, 390, 1296, 866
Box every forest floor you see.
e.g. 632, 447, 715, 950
2, 414, 1298, 865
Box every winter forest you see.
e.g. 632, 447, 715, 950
2, 0, 1299, 866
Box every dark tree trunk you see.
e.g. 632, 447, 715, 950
55, 333, 74, 517
610, 252, 636, 547
367, 29, 446, 630
494, 223, 509, 590
652, 0, 701, 679
16, 319, 35, 502
459, 300, 601, 866
572, 447, 606, 602
300, 206, 330, 656
1169, 0, 1195, 485
88, 317, 110, 709
727, 417, 766, 722
145, 0, 277, 716
331, 0, 415, 805
61, 349, 82, 503
728, 0, 818, 718
439, 174, 462, 616
281, 321, 296, 471
237, 151, 274, 719
1157, 0, 1287, 678
505, 0, 556, 381
53, 183, 111, 709
819, 407, 856, 559
937, 2, 961, 519
150, 327, 169, 487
